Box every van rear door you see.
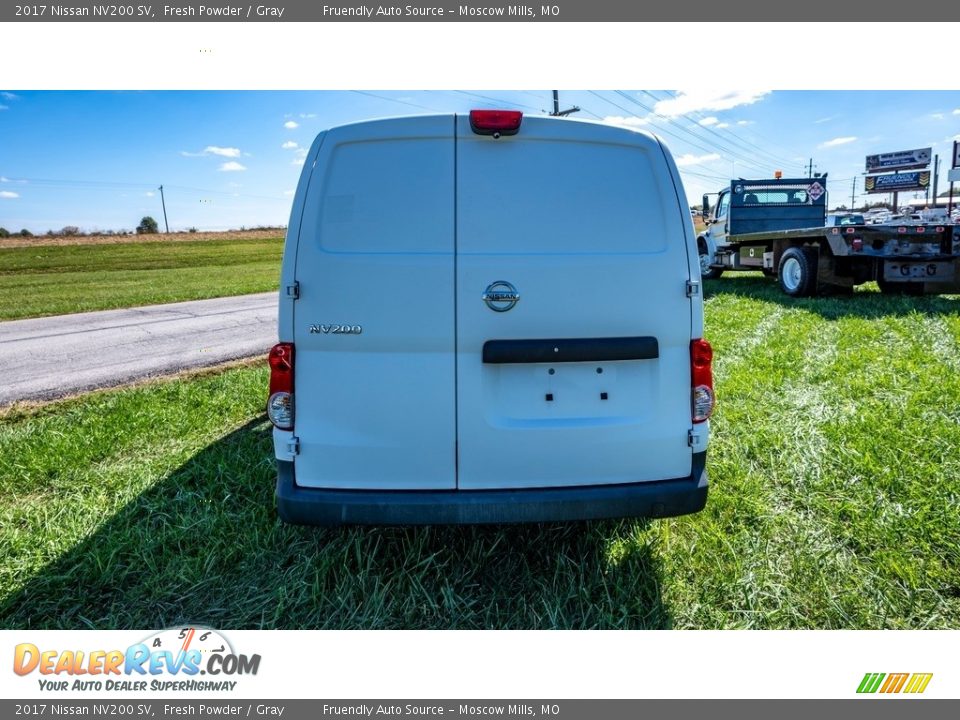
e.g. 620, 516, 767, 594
455, 116, 694, 489
292, 116, 456, 490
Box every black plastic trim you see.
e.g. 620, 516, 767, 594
275, 452, 707, 526
482, 336, 659, 364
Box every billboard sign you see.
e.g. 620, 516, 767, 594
864, 172, 931, 194
865, 148, 932, 173
954, 140, 960, 169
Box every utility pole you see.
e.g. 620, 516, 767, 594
807, 158, 814, 178
850, 177, 856, 211
158, 185, 170, 233
950, 140, 957, 215
931, 154, 940, 209
550, 90, 580, 117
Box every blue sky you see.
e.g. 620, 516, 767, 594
1, 90, 959, 233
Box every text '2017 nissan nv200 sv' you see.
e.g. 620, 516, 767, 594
268, 110, 713, 525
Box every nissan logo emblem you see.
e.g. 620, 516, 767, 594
482, 281, 520, 312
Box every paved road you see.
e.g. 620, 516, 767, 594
0, 293, 278, 405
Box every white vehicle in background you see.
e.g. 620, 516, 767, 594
863, 208, 892, 225
266, 110, 714, 525
825, 213, 865, 227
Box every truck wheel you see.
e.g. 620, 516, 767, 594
698, 251, 724, 280
778, 247, 817, 297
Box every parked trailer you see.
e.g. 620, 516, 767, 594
698, 176, 960, 296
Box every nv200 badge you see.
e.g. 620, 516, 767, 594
308, 324, 362, 334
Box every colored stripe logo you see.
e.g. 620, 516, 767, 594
857, 673, 933, 694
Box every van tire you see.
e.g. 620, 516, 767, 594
778, 247, 817, 297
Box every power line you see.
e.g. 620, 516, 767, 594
350, 90, 442, 112
610, 91, 773, 175
640, 90, 803, 171
452, 90, 543, 113
5, 177, 288, 202
588, 91, 770, 176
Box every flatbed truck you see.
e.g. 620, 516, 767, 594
698, 176, 960, 296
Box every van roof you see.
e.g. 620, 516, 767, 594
315, 112, 665, 146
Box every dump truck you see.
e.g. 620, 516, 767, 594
698, 175, 960, 296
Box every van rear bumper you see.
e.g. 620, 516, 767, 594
275, 453, 707, 526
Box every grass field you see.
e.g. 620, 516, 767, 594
1, 274, 959, 629
0, 236, 283, 320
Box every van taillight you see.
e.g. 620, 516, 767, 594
691, 339, 714, 423
469, 109, 523, 137
267, 342, 294, 430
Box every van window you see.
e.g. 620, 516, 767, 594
317, 139, 453, 254
458, 140, 668, 255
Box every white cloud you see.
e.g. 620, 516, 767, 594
0, 190, 19, 199
292, 158, 305, 166
602, 115, 649, 127
204, 145, 241, 157
182, 146, 242, 158
0, 92, 17, 101
814, 115, 838, 124
736, 120, 754, 126
675, 152, 722, 167
715, 122, 730, 129
144, 191, 155, 197
0, 105, 7, 111
819, 136, 857, 148
283, 189, 295, 196
281, 141, 299, 150
0, 177, 8, 182
218, 161, 246, 172
653, 90, 770, 118
299, 113, 316, 119
954, 109, 960, 115
284, 120, 299, 129
227, 181, 242, 188
698, 116, 719, 127
931, 113, 945, 120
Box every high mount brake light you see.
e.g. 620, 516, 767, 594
470, 109, 523, 137
691, 339, 714, 423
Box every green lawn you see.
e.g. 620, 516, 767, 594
1, 274, 959, 629
0, 237, 283, 320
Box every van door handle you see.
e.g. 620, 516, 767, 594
482, 337, 659, 364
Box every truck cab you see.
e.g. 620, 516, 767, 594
698, 176, 827, 279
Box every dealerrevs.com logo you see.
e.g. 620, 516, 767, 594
13, 627, 261, 693
857, 673, 933, 695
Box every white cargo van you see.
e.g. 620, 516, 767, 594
268, 110, 713, 525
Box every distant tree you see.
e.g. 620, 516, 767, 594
0, 228, 9, 238
61, 226, 80, 236
136, 216, 159, 234
18, 229, 32, 237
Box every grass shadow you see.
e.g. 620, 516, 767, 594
704, 274, 960, 321
1, 418, 671, 630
